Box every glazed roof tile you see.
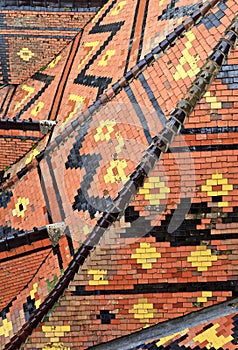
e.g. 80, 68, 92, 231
0, 8, 97, 85
0, 0, 238, 349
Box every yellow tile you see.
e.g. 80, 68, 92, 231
50, 337, 59, 342
212, 173, 223, 179
150, 200, 161, 205
218, 201, 228, 207
202, 261, 212, 266
187, 256, 198, 262
144, 183, 153, 189
138, 309, 148, 314
142, 263, 152, 269
201, 250, 211, 255
201, 185, 212, 192
222, 184, 233, 191
131, 253, 142, 259
196, 246, 207, 251
149, 177, 159, 182
145, 248, 158, 254
202, 291, 212, 297
42, 326, 52, 332
197, 297, 207, 303
191, 251, 202, 256
143, 253, 155, 259
155, 182, 164, 188
146, 313, 154, 318
136, 258, 147, 264
88, 269, 107, 275
217, 190, 228, 196
98, 49, 115, 66
160, 187, 170, 193
35, 299, 41, 309
139, 189, 150, 194
136, 248, 146, 253
197, 266, 208, 271
218, 178, 228, 185
111, 0, 126, 15
208, 191, 217, 196
210, 102, 222, 109
206, 179, 217, 186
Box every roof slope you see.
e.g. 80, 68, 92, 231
0, 0, 237, 349
0, 8, 97, 85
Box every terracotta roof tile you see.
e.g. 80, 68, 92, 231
0, 0, 237, 349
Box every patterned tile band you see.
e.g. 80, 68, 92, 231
4, 11, 238, 350
0, 0, 220, 192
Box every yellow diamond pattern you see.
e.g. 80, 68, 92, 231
17, 47, 34, 61
187, 246, 218, 272
139, 176, 170, 206
94, 119, 116, 142
131, 242, 161, 269
193, 323, 233, 349
31, 101, 45, 117
201, 172, 233, 207
173, 31, 200, 81
104, 159, 128, 184
12, 197, 30, 218
129, 298, 156, 323
98, 50, 116, 66
88, 269, 108, 286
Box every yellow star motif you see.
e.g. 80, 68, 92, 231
17, 47, 34, 62
129, 298, 156, 323
104, 159, 128, 184
139, 176, 170, 206
12, 197, 30, 218
94, 119, 116, 142
201, 172, 233, 207
187, 246, 218, 272
131, 242, 161, 269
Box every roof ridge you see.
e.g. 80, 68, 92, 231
0, 0, 220, 192
4, 9, 238, 350
87, 297, 238, 350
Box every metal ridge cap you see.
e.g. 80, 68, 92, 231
3, 11, 238, 350
88, 297, 238, 350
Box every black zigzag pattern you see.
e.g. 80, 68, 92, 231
74, 0, 124, 98
14, 73, 54, 120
